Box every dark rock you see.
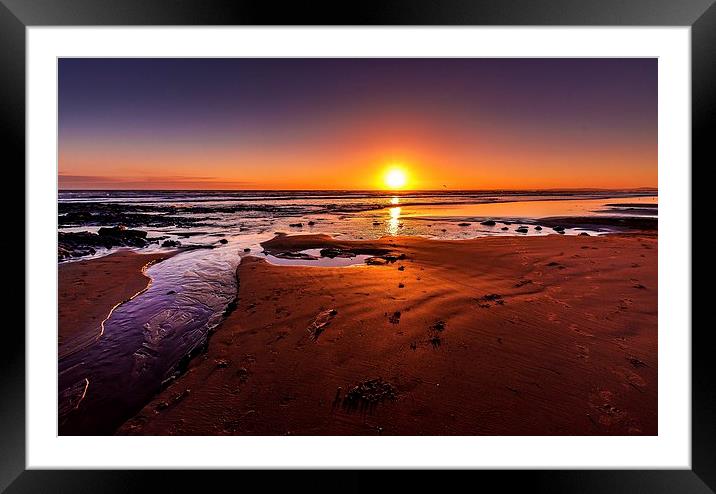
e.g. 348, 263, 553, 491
627, 356, 648, 368
274, 251, 318, 260
476, 294, 505, 308
579, 232, 590, 236
429, 335, 442, 348
388, 311, 401, 324
98, 226, 147, 240
534, 226, 543, 231
431, 320, 446, 332
289, 223, 303, 228
146, 236, 168, 243
480, 220, 496, 226
516, 226, 529, 233
458, 222, 471, 227
223, 300, 238, 316
58, 227, 150, 261
57, 201, 213, 229
161, 239, 181, 248
320, 248, 356, 259
60, 211, 94, 224
57, 243, 96, 261
364, 253, 403, 265
307, 221, 316, 226
501, 227, 509, 231
243, 248, 251, 252
218, 238, 228, 244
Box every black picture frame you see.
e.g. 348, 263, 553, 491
2, 0, 712, 491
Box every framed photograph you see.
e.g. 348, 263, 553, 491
4, 0, 712, 491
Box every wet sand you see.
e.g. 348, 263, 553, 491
58, 250, 174, 358
118, 233, 657, 435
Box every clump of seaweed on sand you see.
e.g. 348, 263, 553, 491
334, 378, 397, 413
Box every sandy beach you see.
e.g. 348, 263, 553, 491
58, 250, 174, 358
115, 232, 657, 436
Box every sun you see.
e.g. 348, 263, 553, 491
384, 168, 407, 189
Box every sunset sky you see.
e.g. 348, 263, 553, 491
58, 58, 657, 190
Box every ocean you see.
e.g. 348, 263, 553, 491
59, 189, 657, 256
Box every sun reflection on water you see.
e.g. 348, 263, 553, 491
388, 206, 401, 235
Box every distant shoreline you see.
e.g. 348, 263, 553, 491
56, 191, 657, 263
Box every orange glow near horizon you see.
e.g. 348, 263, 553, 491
58, 138, 657, 190
58, 121, 657, 190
